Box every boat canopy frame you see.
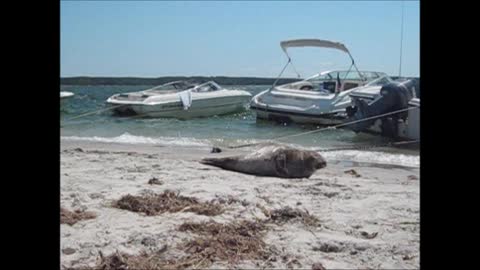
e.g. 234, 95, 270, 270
270, 38, 366, 90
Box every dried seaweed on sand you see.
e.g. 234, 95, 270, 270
261, 206, 321, 227
60, 207, 96, 225
69, 220, 279, 270
68, 249, 207, 270
178, 220, 277, 266
113, 190, 224, 216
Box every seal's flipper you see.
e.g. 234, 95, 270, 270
273, 153, 289, 177
200, 157, 238, 170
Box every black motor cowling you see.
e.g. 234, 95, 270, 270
348, 79, 417, 134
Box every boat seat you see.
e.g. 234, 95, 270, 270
323, 81, 336, 93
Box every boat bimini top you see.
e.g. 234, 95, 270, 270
280, 39, 350, 56
271, 38, 366, 89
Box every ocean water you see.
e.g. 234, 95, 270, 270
60, 85, 419, 167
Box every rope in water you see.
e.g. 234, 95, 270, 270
61, 103, 170, 127
228, 106, 419, 149
312, 139, 419, 152
61, 104, 126, 123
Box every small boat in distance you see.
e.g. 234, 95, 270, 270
61, 91, 74, 99
60, 91, 74, 107
106, 80, 252, 119
250, 39, 389, 125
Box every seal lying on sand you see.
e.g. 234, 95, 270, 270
200, 145, 326, 178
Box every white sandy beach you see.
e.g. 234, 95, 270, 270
60, 139, 419, 269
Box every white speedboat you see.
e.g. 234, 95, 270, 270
250, 39, 388, 125
106, 80, 252, 119
345, 78, 420, 140
60, 91, 74, 107
60, 91, 74, 99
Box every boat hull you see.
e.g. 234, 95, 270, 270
251, 105, 345, 125
250, 87, 353, 126
108, 95, 251, 119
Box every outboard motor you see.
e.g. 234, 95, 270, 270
348, 79, 417, 137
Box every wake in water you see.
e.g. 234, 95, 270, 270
321, 150, 419, 168
61, 133, 211, 147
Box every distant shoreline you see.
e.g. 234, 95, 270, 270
60, 76, 301, 86
60, 75, 418, 86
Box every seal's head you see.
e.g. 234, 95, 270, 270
306, 151, 327, 170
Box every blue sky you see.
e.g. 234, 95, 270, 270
61, 1, 419, 78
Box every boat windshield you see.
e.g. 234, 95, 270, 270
192, 81, 222, 92
307, 71, 385, 83
145, 81, 196, 93
294, 71, 386, 92
364, 75, 394, 87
